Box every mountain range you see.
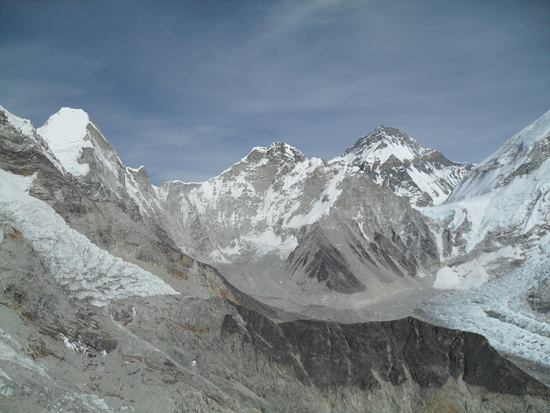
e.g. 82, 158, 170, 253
1, 104, 549, 412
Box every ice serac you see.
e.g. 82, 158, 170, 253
419, 111, 550, 380
0, 108, 179, 308
0, 169, 178, 307
335, 125, 472, 207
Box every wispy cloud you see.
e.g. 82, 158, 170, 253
1, 0, 549, 183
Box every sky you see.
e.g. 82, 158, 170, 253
1, 0, 549, 184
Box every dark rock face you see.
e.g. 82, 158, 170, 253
225, 306, 550, 399
284, 226, 366, 294
529, 273, 550, 315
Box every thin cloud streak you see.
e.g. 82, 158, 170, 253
1, 0, 549, 184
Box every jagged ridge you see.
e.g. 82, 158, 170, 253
336, 125, 472, 206
1, 104, 550, 411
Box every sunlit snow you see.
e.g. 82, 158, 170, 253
37, 107, 93, 176
0, 105, 35, 137
427, 258, 550, 368
0, 169, 178, 307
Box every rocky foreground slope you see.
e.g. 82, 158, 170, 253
1, 105, 549, 411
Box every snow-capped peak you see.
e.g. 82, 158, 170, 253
334, 126, 472, 207
338, 125, 426, 166
40, 107, 91, 143
448, 110, 550, 202
38, 107, 94, 176
0, 105, 35, 137
245, 141, 307, 164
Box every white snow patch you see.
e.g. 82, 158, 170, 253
338, 136, 417, 166
1, 105, 35, 137
60, 333, 88, 354
434, 267, 464, 289
38, 107, 93, 176
243, 230, 297, 260
434, 246, 523, 290
286, 163, 346, 228
0, 169, 178, 307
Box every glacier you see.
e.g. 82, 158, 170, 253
0, 168, 178, 307
426, 258, 550, 369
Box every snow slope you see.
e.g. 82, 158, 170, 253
158, 142, 353, 263
449, 110, 550, 201
335, 126, 471, 207
423, 110, 550, 288
0, 105, 35, 138
37, 108, 93, 176
0, 169, 178, 307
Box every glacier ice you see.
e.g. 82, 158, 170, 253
0, 169, 178, 307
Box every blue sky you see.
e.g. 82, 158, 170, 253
1, 0, 549, 184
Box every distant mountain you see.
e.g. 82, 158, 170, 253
1, 104, 549, 411
158, 140, 439, 307
335, 125, 472, 207
449, 111, 550, 201
37, 107, 165, 219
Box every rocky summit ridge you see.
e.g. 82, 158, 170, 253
336, 125, 473, 207
1, 104, 550, 411
158, 130, 440, 311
